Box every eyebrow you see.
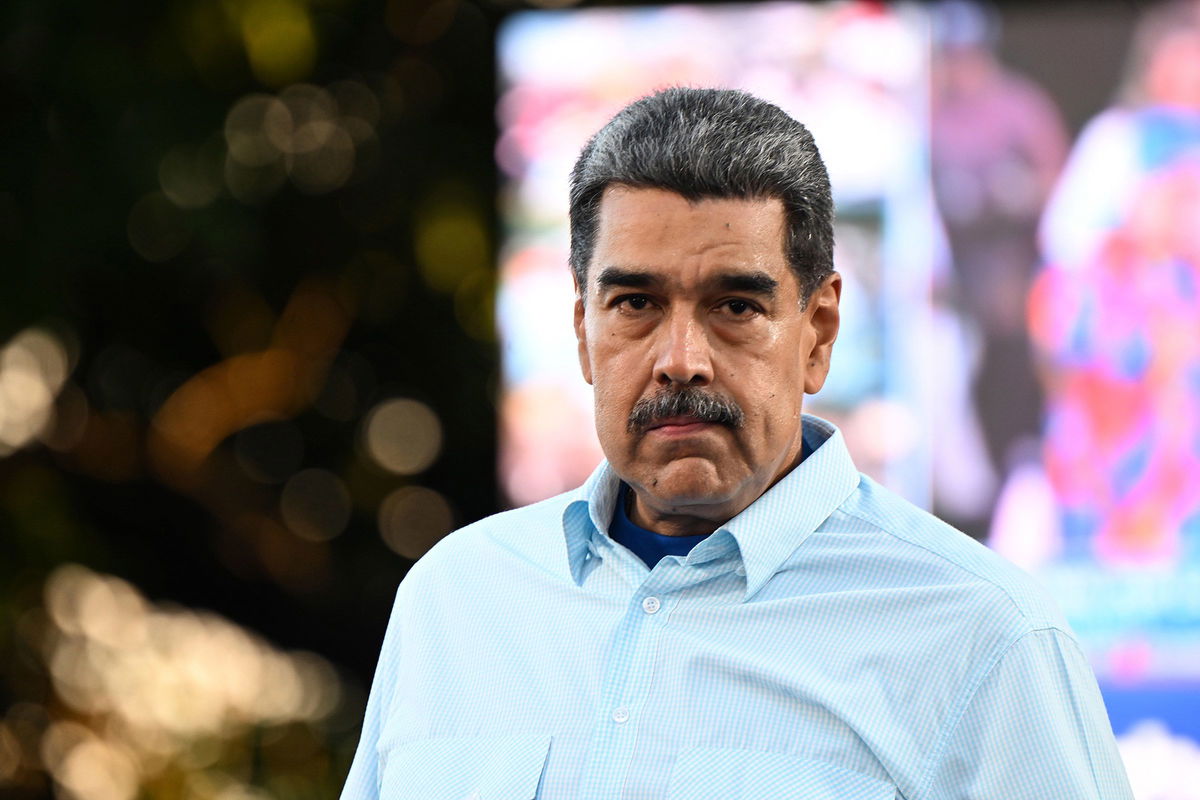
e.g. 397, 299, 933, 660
595, 267, 779, 297
715, 272, 778, 297
596, 267, 656, 290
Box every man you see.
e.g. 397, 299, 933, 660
341, 88, 1132, 799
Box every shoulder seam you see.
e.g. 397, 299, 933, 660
914, 625, 1072, 800
836, 503, 1053, 629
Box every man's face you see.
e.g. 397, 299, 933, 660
574, 185, 841, 531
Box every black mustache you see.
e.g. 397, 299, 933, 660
627, 387, 745, 433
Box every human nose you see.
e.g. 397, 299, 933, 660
653, 311, 713, 387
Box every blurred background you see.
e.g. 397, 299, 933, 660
2, 0, 1199, 798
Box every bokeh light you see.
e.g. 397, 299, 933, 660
361, 398, 442, 475
126, 192, 192, 263
0, 560, 353, 797
0, 723, 19, 781
378, 485, 454, 560
0, 326, 75, 457
280, 468, 353, 542
415, 190, 490, 294
330, 80, 381, 130
290, 122, 356, 195
148, 277, 351, 485
222, 81, 380, 202
43, 725, 139, 800
225, 94, 290, 167
158, 138, 225, 210
2, 0, 495, 795
42, 564, 341, 743
237, 0, 317, 87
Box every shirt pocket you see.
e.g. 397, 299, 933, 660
378, 733, 552, 800
666, 747, 895, 800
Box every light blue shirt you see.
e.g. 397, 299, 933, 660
340, 415, 1132, 799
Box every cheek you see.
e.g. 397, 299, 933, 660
591, 372, 636, 434
735, 361, 805, 433
589, 335, 647, 409
746, 398, 797, 437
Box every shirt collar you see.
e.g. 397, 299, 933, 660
560, 414, 861, 599
559, 457, 621, 585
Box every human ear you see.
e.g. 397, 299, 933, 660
573, 276, 593, 385
802, 272, 841, 395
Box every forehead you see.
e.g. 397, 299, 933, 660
590, 186, 789, 286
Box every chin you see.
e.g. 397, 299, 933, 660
635, 457, 740, 508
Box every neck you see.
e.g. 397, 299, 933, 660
626, 493, 724, 537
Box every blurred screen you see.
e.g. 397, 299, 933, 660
497, 0, 1200, 792
496, 1, 935, 506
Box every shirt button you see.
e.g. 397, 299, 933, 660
612, 706, 630, 724
641, 596, 661, 614
735, 565, 746, 577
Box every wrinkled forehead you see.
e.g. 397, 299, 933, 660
582, 186, 794, 300
589, 186, 789, 274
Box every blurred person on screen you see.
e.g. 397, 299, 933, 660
930, 0, 1069, 537
1041, 0, 1200, 268
1030, 0, 1200, 566
340, 88, 1132, 799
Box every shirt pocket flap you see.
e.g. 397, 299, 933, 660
379, 734, 551, 800
667, 747, 894, 800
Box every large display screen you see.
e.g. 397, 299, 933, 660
497, 1, 1200, 793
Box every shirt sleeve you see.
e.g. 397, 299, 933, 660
339, 587, 405, 800
923, 626, 1133, 800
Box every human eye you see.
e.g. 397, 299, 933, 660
717, 298, 762, 318
613, 294, 654, 312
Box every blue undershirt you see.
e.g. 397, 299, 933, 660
610, 437, 812, 569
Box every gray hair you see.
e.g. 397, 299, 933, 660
568, 87, 834, 300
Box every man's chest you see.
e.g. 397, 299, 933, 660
373, 565, 977, 800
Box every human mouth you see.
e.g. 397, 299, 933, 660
646, 416, 718, 435
626, 387, 745, 434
